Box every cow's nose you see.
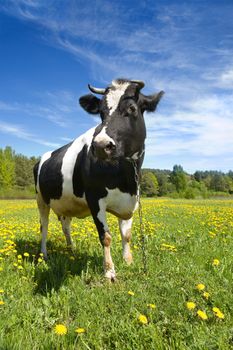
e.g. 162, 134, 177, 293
92, 140, 116, 159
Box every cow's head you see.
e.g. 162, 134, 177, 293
79, 79, 164, 162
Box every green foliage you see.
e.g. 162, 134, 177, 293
0, 146, 38, 197
170, 165, 187, 193
141, 172, 159, 197
0, 146, 15, 188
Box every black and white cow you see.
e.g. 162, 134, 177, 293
34, 79, 164, 281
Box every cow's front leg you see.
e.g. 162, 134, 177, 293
119, 218, 133, 264
87, 196, 115, 281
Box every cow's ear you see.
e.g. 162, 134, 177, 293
140, 91, 164, 112
79, 94, 101, 115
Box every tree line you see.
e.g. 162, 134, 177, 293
0, 146, 232, 199
141, 165, 233, 198
0, 146, 39, 198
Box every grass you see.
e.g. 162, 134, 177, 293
0, 198, 233, 349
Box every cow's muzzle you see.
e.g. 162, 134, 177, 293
91, 140, 116, 161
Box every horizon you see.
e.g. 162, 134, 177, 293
0, 1, 232, 173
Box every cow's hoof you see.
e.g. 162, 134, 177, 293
124, 253, 133, 265
105, 268, 116, 282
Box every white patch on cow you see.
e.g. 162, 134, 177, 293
61, 127, 96, 196
97, 199, 108, 231
100, 188, 137, 220
50, 196, 90, 218
37, 151, 52, 192
48, 127, 96, 218
126, 149, 145, 161
119, 218, 133, 264
93, 126, 115, 146
106, 81, 130, 115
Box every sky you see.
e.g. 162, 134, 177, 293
0, 0, 233, 173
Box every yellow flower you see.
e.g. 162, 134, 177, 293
75, 328, 86, 334
17, 265, 23, 270
17, 254, 22, 260
213, 307, 224, 319
186, 301, 196, 310
147, 303, 156, 309
23, 252, 30, 257
0, 300, 5, 305
212, 259, 220, 266
203, 291, 210, 300
128, 291, 135, 296
197, 310, 208, 320
37, 258, 43, 263
138, 314, 148, 325
0, 289, 4, 294
54, 324, 68, 335
196, 283, 205, 291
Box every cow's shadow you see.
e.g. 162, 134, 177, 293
15, 238, 103, 295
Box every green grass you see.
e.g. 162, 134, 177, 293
0, 199, 233, 349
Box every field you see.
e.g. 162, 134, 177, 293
0, 198, 232, 350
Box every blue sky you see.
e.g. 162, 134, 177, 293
0, 0, 233, 173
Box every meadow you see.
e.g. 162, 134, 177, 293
0, 198, 232, 350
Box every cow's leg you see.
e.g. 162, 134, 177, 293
37, 194, 50, 259
119, 218, 133, 264
60, 216, 74, 250
86, 196, 115, 281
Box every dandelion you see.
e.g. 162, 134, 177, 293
197, 310, 208, 320
0, 289, 4, 294
138, 314, 148, 325
186, 301, 196, 310
23, 252, 30, 257
213, 307, 224, 319
75, 328, 86, 334
203, 291, 210, 300
128, 291, 135, 296
54, 324, 68, 335
0, 301, 5, 305
17, 265, 23, 270
196, 283, 205, 291
147, 303, 156, 309
212, 259, 220, 266
17, 254, 22, 260
37, 258, 43, 263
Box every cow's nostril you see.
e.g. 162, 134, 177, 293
105, 142, 116, 152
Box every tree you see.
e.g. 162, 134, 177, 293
140, 172, 159, 197
0, 146, 15, 188
170, 165, 187, 193
209, 173, 227, 192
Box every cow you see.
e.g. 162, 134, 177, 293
33, 79, 164, 281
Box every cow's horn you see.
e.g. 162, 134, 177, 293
88, 84, 106, 95
131, 80, 145, 89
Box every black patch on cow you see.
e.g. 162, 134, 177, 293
39, 142, 72, 204
33, 161, 39, 193
72, 145, 86, 198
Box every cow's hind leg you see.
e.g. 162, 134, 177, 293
37, 195, 50, 259
119, 218, 133, 264
59, 216, 74, 251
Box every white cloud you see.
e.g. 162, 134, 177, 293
0, 120, 60, 148
0, 89, 77, 128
